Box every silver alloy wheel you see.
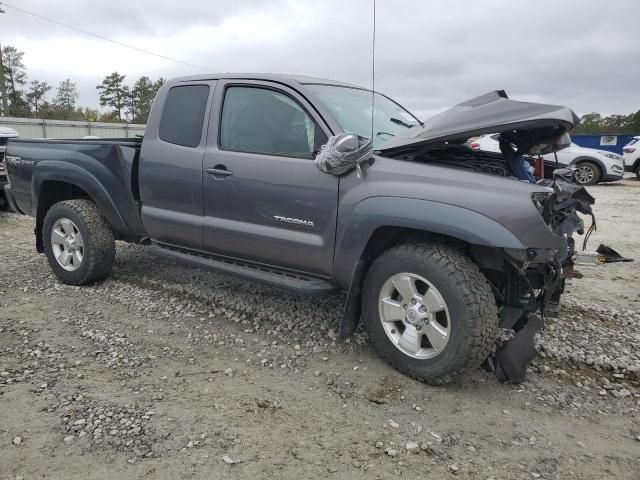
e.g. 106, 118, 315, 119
378, 272, 451, 359
51, 218, 84, 272
575, 164, 595, 184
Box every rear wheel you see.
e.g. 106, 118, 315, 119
362, 243, 499, 385
635, 163, 640, 180
574, 161, 601, 186
43, 199, 115, 285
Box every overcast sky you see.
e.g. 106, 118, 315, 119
3, 0, 639, 120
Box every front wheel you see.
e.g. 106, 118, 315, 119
43, 199, 115, 285
635, 164, 640, 180
574, 161, 601, 186
362, 243, 499, 385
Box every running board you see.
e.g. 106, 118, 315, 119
148, 245, 338, 295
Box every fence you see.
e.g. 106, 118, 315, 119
571, 134, 639, 155
0, 116, 146, 139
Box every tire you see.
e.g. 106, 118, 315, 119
43, 199, 115, 285
574, 161, 601, 186
635, 164, 640, 180
362, 243, 499, 385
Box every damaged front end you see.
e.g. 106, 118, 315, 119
375, 90, 594, 383
480, 169, 595, 383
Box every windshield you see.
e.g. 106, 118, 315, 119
307, 84, 421, 147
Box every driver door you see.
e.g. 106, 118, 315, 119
201, 81, 337, 277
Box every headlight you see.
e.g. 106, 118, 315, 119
531, 192, 552, 222
599, 151, 622, 160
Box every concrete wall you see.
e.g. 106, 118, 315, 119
0, 116, 145, 139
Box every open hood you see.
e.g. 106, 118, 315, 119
378, 90, 579, 156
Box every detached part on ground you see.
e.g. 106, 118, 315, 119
4, 75, 592, 385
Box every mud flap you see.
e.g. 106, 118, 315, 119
490, 314, 543, 384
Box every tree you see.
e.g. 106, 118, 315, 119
573, 113, 602, 134
54, 79, 79, 119
1, 45, 28, 116
26, 80, 52, 117
96, 72, 127, 122
128, 76, 164, 123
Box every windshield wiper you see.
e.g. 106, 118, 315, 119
376, 131, 395, 139
390, 117, 416, 129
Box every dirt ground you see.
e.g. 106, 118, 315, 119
1, 177, 639, 480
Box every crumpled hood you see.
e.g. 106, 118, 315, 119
378, 90, 579, 155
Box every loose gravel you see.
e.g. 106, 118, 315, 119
2, 178, 640, 479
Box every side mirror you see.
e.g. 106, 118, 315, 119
314, 133, 373, 176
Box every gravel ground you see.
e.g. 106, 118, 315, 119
1, 178, 639, 479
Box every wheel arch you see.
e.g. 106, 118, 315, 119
570, 156, 605, 177
33, 166, 130, 253
336, 197, 522, 336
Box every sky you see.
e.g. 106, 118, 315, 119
3, 0, 639, 120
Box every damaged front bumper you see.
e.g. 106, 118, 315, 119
487, 169, 596, 383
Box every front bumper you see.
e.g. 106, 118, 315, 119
602, 172, 624, 182
3, 183, 22, 213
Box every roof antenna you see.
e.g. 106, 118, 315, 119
370, 0, 376, 140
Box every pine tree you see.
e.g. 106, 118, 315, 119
1, 45, 29, 116
96, 72, 127, 122
130, 76, 164, 123
55, 79, 79, 119
26, 80, 52, 117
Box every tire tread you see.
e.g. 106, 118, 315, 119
43, 199, 115, 285
362, 242, 499, 385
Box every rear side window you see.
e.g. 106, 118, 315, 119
159, 85, 210, 147
219, 86, 317, 157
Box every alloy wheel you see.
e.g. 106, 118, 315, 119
51, 218, 84, 271
575, 165, 595, 185
378, 272, 451, 359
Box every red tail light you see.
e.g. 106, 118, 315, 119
623, 147, 635, 153
469, 142, 480, 150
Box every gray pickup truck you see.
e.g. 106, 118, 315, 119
4, 74, 592, 384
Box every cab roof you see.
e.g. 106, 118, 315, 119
169, 73, 365, 90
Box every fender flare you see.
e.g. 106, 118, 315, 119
333, 196, 525, 289
569, 156, 606, 176
32, 161, 130, 235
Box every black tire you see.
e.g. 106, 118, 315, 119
43, 199, 115, 285
635, 164, 640, 180
362, 243, 499, 385
574, 161, 601, 186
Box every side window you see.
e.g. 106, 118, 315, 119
159, 85, 210, 147
220, 86, 318, 157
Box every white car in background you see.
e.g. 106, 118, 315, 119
469, 134, 625, 185
622, 136, 640, 178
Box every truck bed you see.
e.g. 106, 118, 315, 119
5, 137, 146, 242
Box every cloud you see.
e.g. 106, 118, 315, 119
4, 0, 639, 117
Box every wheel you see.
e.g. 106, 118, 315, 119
362, 243, 499, 385
43, 199, 115, 285
574, 161, 601, 186
635, 164, 640, 180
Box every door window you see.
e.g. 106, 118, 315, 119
220, 86, 317, 157
159, 85, 210, 147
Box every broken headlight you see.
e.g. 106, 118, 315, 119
531, 192, 550, 216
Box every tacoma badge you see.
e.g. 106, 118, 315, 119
273, 215, 315, 227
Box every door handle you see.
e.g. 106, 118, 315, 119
205, 165, 233, 179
